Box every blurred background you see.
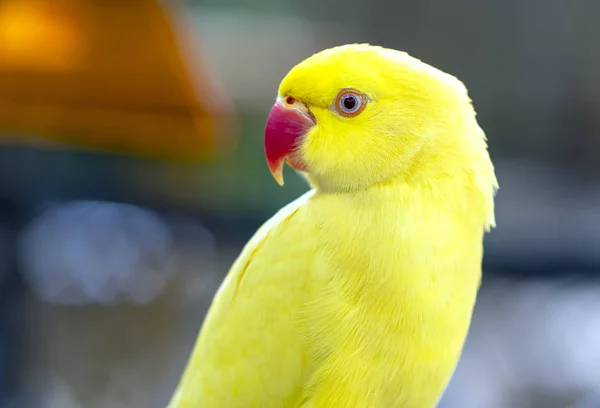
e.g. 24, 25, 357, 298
0, 0, 599, 407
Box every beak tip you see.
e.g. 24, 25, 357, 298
268, 162, 285, 186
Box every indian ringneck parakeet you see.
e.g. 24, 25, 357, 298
168, 44, 498, 408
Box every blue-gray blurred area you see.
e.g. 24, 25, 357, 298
0, 0, 599, 407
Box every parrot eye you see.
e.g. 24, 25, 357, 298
334, 89, 366, 117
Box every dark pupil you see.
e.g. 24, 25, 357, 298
342, 95, 357, 110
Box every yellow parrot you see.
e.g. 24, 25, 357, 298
168, 44, 498, 408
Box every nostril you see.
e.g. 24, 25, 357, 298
285, 96, 295, 105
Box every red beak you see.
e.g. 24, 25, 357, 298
264, 99, 315, 185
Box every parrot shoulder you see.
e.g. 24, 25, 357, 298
172, 188, 319, 407
213, 188, 317, 302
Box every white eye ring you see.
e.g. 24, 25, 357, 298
334, 89, 366, 117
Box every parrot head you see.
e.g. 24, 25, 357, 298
264, 43, 494, 195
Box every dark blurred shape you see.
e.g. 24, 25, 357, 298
0, 0, 233, 160
556, 72, 600, 181
0, 200, 24, 407
0, 224, 9, 285
483, 161, 600, 278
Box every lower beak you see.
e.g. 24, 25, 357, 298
264, 100, 315, 185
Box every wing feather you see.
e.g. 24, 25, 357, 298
169, 189, 318, 408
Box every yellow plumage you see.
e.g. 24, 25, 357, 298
168, 44, 498, 408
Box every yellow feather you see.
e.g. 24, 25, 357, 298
168, 44, 498, 408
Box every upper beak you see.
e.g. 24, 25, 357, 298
264, 98, 315, 185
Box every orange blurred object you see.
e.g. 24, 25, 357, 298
0, 0, 233, 160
